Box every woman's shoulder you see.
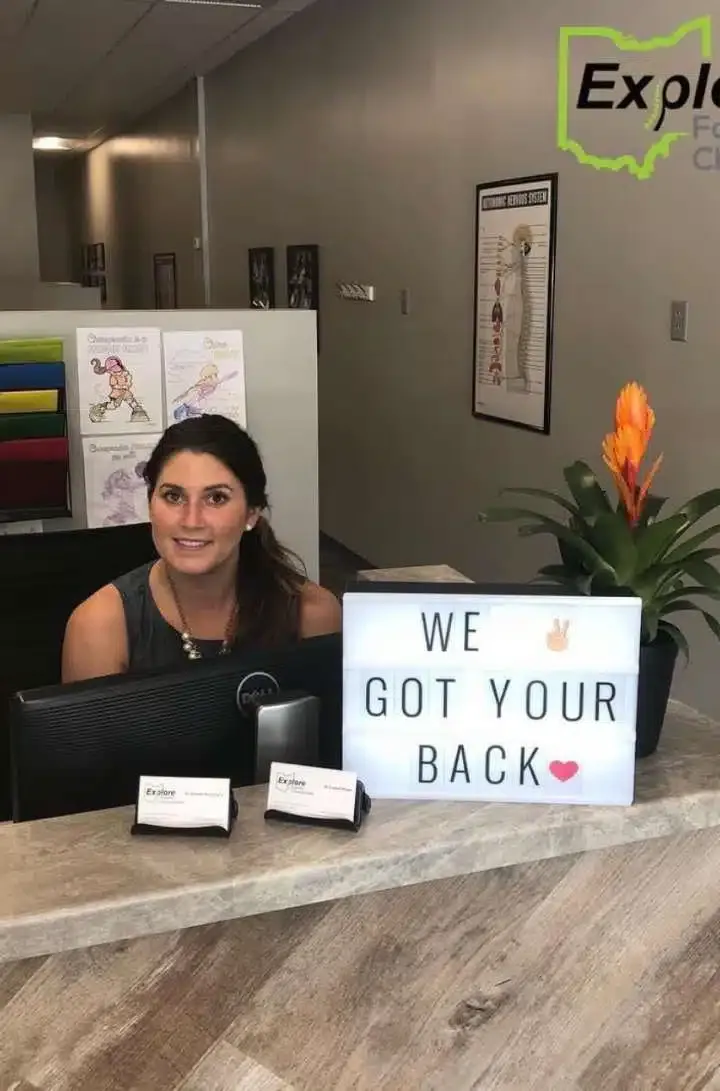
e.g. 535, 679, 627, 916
62, 581, 129, 682
65, 561, 157, 648
69, 561, 152, 624
67, 580, 127, 633
299, 580, 342, 638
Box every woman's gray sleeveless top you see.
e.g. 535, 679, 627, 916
113, 562, 237, 673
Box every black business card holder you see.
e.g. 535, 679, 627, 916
131, 792, 238, 838
264, 780, 372, 833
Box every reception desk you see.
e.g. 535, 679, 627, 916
1, 566, 719, 1089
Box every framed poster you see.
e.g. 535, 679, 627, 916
472, 172, 558, 435
153, 252, 178, 310
248, 247, 276, 309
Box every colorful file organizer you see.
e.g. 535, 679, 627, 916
0, 338, 71, 523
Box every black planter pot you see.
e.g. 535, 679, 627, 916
635, 632, 679, 759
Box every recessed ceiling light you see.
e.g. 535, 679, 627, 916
33, 136, 74, 151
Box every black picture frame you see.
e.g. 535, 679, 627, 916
287, 244, 320, 350
153, 252, 178, 309
286, 244, 319, 311
248, 246, 276, 309
471, 172, 558, 435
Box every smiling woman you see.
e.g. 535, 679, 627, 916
61, 415, 341, 683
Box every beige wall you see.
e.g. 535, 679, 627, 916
203, 0, 720, 716
83, 82, 204, 309
0, 114, 40, 281
34, 153, 84, 284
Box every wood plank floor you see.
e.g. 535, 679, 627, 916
2, 828, 720, 1090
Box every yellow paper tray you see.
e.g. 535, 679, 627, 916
0, 390, 59, 413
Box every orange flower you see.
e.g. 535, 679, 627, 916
602, 383, 663, 525
615, 381, 655, 437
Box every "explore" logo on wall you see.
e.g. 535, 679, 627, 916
557, 16, 720, 178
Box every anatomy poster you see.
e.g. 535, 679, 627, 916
162, 330, 246, 427
82, 435, 161, 529
472, 173, 557, 435
76, 328, 164, 436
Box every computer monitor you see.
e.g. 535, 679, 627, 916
9, 631, 342, 822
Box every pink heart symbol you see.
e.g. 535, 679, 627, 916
549, 760, 579, 783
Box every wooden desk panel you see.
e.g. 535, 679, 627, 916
1, 829, 719, 1090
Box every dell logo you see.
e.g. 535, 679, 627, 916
235, 671, 280, 715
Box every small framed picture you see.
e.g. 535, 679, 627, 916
153, 252, 178, 309
248, 247, 276, 309
287, 244, 320, 349
286, 244, 319, 311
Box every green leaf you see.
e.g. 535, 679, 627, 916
657, 620, 690, 665
585, 510, 636, 584
532, 564, 593, 594
661, 599, 707, 615
633, 514, 690, 573
663, 524, 720, 565
658, 585, 720, 609
674, 488, 720, 524
631, 563, 680, 602
562, 461, 614, 518
478, 505, 544, 523
643, 610, 659, 643
501, 487, 579, 517
478, 505, 616, 582
673, 547, 720, 566
701, 609, 720, 643
536, 564, 574, 578
683, 557, 720, 592
512, 514, 618, 582
478, 505, 538, 523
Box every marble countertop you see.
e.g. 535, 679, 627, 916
0, 700, 718, 964
358, 563, 471, 582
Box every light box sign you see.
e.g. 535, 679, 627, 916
342, 589, 642, 807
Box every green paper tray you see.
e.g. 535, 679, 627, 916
0, 413, 67, 441
0, 338, 64, 365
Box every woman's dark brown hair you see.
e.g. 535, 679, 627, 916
143, 414, 306, 647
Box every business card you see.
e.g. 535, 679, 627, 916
136, 775, 232, 830
266, 763, 357, 822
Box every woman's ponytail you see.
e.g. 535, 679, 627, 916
236, 514, 306, 646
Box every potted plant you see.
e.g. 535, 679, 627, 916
478, 382, 720, 758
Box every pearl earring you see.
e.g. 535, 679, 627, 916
245, 523, 253, 532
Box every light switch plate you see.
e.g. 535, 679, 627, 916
670, 300, 688, 342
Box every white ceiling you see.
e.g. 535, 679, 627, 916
0, 0, 319, 144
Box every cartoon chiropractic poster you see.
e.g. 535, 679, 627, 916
76, 328, 164, 436
162, 330, 246, 428
82, 435, 162, 529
